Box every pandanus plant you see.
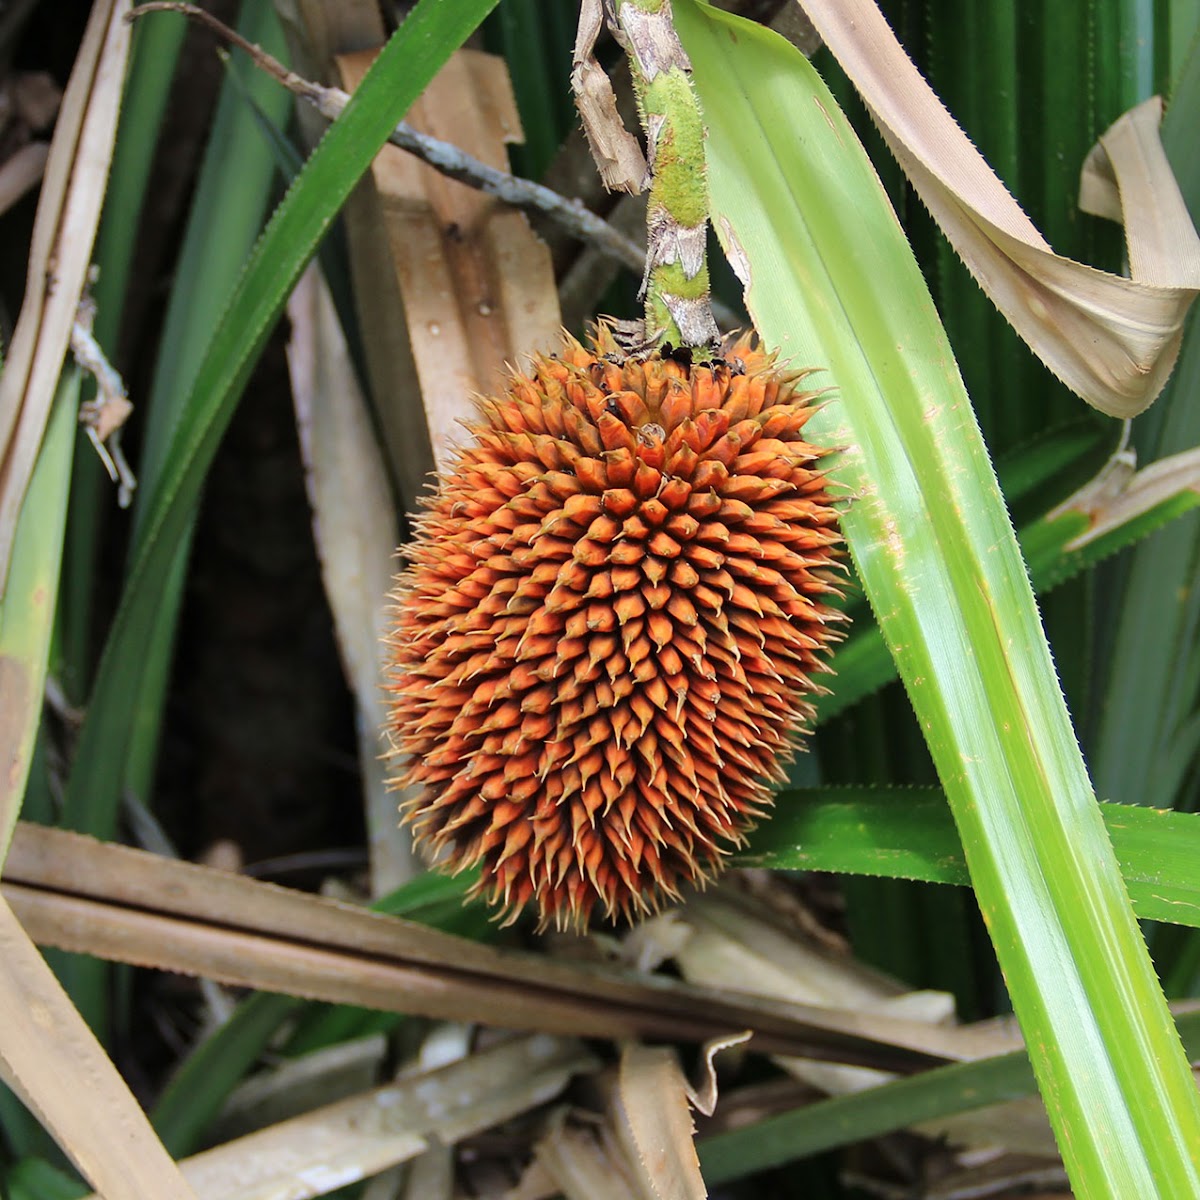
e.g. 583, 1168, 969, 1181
3, 0, 1200, 1196
386, 1, 1200, 1193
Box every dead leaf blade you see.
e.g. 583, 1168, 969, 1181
81, 1035, 594, 1200
0, 897, 195, 1198
0, 0, 131, 588
613, 1043, 706, 1200
285, 263, 415, 893
530, 1108, 639, 1200
2, 822, 956, 1070
796, 0, 1200, 418
1052, 444, 1200, 550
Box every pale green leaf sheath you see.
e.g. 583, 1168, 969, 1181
674, 3, 1200, 1194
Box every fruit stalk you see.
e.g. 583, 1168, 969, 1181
615, 0, 719, 348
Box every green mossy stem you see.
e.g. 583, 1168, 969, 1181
643, 74, 709, 227
650, 258, 711, 296
616, 0, 718, 348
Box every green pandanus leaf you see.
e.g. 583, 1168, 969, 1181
676, 3, 1200, 1194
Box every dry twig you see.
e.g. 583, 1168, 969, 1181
70, 291, 136, 506
129, 3, 647, 275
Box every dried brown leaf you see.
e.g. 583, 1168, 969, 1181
797, 0, 1200, 418
1048, 443, 1200, 550
612, 1043, 706, 1200
335, 47, 560, 494
687, 1031, 751, 1118
399, 1150, 453, 1200
668, 889, 1082, 1161
1079, 98, 1187, 282
2, 822, 955, 1069
0, 655, 32, 860
285, 264, 416, 894
570, 0, 648, 195
914, 1095, 1061, 1161
528, 1107, 637, 1200
668, 888, 1012, 1104
82, 1035, 594, 1200
211, 1034, 389, 1145
0, 0, 130, 590
674, 890, 955, 1037
0, 898, 194, 1198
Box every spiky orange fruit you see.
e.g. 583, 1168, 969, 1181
385, 329, 843, 929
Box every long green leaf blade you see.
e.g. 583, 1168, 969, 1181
0, 370, 79, 858
58, 8, 189, 704
62, 0, 499, 843
54, 3, 299, 1035
118, 0, 293, 834
741, 789, 1200, 929
676, 4, 1200, 1192
818, 447, 1200, 724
